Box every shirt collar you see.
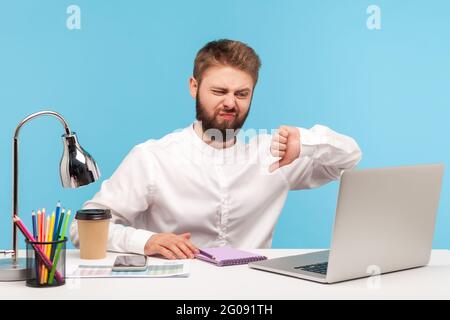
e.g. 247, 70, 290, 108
185, 121, 244, 160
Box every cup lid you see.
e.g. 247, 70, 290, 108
75, 209, 112, 220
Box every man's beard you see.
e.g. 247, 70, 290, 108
195, 94, 251, 143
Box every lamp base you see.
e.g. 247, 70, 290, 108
0, 257, 27, 281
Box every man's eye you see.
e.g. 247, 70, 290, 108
236, 92, 249, 98
212, 90, 226, 95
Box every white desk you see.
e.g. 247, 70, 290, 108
1, 249, 450, 300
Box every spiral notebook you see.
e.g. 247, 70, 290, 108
195, 246, 267, 266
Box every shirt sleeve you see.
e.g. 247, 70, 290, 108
70, 144, 156, 255
276, 124, 362, 190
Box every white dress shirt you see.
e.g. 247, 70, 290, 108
70, 121, 362, 254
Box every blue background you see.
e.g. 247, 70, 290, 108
0, 0, 448, 249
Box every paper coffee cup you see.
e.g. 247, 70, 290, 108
75, 209, 112, 259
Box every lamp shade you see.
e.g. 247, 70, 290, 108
60, 133, 100, 188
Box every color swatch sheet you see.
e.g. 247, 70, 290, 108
67, 261, 190, 278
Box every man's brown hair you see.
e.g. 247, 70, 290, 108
193, 39, 262, 86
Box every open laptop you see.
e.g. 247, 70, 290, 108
249, 164, 445, 284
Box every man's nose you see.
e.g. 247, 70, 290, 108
223, 93, 237, 110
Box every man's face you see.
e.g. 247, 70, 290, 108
190, 65, 255, 141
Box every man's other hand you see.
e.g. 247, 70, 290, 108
144, 232, 199, 260
269, 125, 301, 172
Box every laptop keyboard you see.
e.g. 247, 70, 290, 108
294, 262, 328, 275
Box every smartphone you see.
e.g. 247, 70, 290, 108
112, 255, 148, 272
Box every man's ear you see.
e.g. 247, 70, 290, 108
189, 77, 198, 99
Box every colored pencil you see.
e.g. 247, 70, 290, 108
41, 215, 51, 284
31, 211, 40, 282
48, 210, 71, 284
31, 211, 37, 238
40, 209, 45, 245
53, 202, 61, 242
48, 212, 55, 255
42, 209, 46, 243
51, 203, 62, 260
37, 210, 41, 243
56, 208, 65, 241
44, 212, 55, 283
38, 209, 44, 284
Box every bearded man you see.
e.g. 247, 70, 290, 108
70, 39, 362, 260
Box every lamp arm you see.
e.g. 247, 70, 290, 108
11, 111, 72, 263
14, 110, 72, 139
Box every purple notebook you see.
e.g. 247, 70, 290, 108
195, 246, 267, 266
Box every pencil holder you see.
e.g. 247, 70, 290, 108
25, 237, 67, 287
